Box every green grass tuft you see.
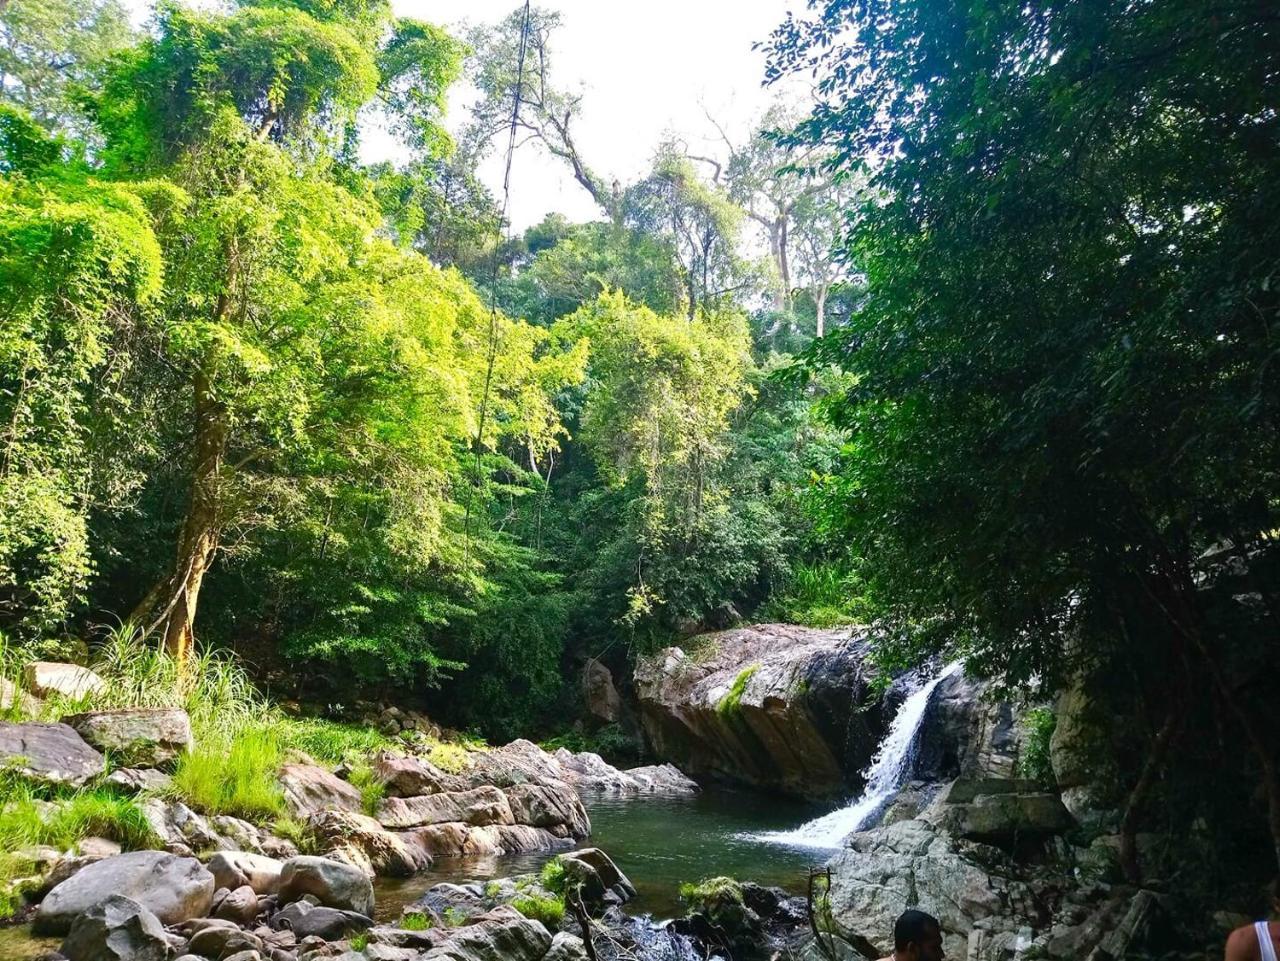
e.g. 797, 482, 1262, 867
401, 912, 432, 931
169, 726, 284, 819
511, 893, 565, 927
346, 760, 386, 817
679, 876, 744, 909
539, 855, 567, 895
715, 665, 759, 718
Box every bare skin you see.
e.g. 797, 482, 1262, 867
1226, 920, 1280, 961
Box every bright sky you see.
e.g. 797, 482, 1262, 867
123, 0, 802, 229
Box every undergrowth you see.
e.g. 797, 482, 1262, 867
512, 892, 565, 927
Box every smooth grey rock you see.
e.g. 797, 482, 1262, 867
35, 850, 215, 935
278, 855, 374, 916
24, 661, 106, 700
187, 925, 263, 959
207, 851, 284, 895
59, 894, 169, 961
0, 721, 104, 787
544, 932, 589, 961
551, 750, 698, 796
503, 781, 590, 837
271, 900, 372, 940
63, 708, 192, 767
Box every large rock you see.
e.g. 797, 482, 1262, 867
60, 894, 170, 961
582, 658, 623, 723
822, 818, 1049, 959
35, 850, 215, 935
455, 739, 568, 789
0, 677, 41, 715
62, 708, 192, 767
278, 854, 375, 916
913, 671, 1026, 782
936, 779, 1074, 846
1048, 682, 1117, 828
503, 781, 590, 837
24, 661, 106, 700
309, 809, 432, 877
376, 786, 514, 830
551, 749, 699, 796
374, 751, 459, 797
633, 624, 886, 798
207, 851, 284, 895
278, 761, 363, 818
559, 847, 635, 906
0, 721, 104, 787
422, 906, 553, 961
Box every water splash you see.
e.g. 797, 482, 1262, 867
750, 661, 962, 849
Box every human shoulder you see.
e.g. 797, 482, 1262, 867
1225, 923, 1259, 961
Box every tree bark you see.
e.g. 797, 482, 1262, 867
144, 365, 226, 664
1119, 704, 1182, 884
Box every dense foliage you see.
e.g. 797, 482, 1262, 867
769, 0, 1280, 884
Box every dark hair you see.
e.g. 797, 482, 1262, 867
894, 909, 940, 950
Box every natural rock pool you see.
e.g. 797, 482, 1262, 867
375, 785, 829, 920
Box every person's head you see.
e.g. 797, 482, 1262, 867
894, 909, 944, 961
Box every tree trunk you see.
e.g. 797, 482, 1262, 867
815, 283, 828, 338
153, 367, 227, 663
1119, 705, 1182, 884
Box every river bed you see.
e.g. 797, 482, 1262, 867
376, 785, 829, 920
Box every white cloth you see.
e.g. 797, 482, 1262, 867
1257, 921, 1278, 961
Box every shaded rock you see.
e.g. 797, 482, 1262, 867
552, 750, 698, 796
35, 850, 215, 935
278, 855, 374, 916
582, 659, 622, 723
421, 906, 552, 961
78, 837, 122, 858
937, 781, 1074, 846
503, 782, 590, 837
105, 767, 172, 795
60, 894, 168, 961
271, 900, 373, 940
208, 851, 285, 895
62, 708, 192, 768
42, 854, 107, 894
373, 751, 458, 798
188, 924, 264, 959
142, 798, 221, 854
24, 661, 105, 700
215, 884, 260, 925
279, 762, 363, 820
633, 625, 884, 799
544, 932, 589, 961
1049, 683, 1116, 828
376, 787, 514, 830
369, 925, 447, 950
914, 671, 1026, 782
0, 721, 104, 787
560, 848, 635, 906
309, 810, 431, 877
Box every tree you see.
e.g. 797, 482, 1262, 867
771, 0, 1280, 878
0, 0, 133, 137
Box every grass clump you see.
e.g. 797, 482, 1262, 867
679, 876, 744, 910
539, 855, 568, 895
169, 726, 284, 819
274, 717, 392, 766
715, 665, 759, 718
347, 761, 386, 817
348, 930, 370, 951
401, 912, 432, 931
511, 893, 565, 927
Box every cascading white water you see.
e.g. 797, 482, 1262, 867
752, 661, 962, 849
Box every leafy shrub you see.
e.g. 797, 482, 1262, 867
512, 893, 565, 927
1019, 707, 1057, 783
539, 855, 568, 895
346, 761, 386, 816
539, 724, 638, 763
760, 561, 872, 628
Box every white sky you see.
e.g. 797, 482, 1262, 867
125, 0, 802, 230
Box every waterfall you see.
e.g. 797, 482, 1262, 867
752, 661, 962, 849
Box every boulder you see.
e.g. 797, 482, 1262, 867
503, 781, 590, 837
1049, 683, 1116, 827
309, 809, 432, 877
0, 721, 104, 787
455, 739, 567, 789
937, 780, 1074, 845
551, 749, 699, 796
544, 932, 589, 961
207, 851, 285, 895
60, 894, 169, 961
421, 906, 553, 961
187, 924, 265, 959
271, 900, 373, 940
913, 671, 1026, 782
35, 850, 216, 935
279, 762, 363, 819
62, 708, 192, 767
142, 798, 221, 854
376, 786, 514, 830
215, 884, 260, 925
633, 625, 886, 799
105, 767, 173, 794
560, 848, 635, 905
278, 855, 375, 916
582, 658, 623, 723
373, 751, 458, 797
24, 661, 106, 700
